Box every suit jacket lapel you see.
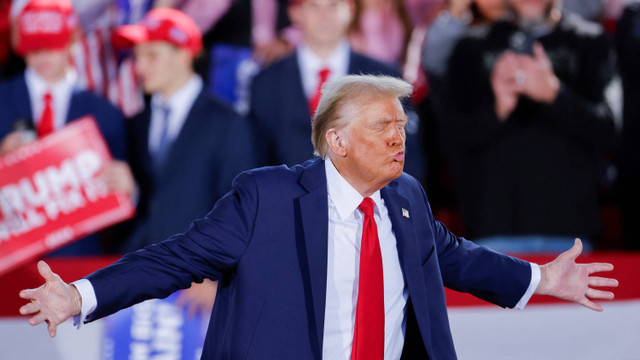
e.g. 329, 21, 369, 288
297, 158, 329, 357
136, 108, 154, 180
288, 54, 312, 120
14, 76, 34, 124
347, 50, 358, 75
66, 92, 80, 124
381, 183, 434, 353
155, 91, 206, 177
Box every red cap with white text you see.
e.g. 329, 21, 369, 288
14, 0, 78, 56
112, 8, 202, 56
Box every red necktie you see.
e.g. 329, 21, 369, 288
351, 197, 384, 360
308, 67, 331, 118
37, 92, 54, 137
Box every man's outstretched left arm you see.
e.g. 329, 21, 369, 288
535, 238, 618, 311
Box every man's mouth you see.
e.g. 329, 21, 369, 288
393, 151, 405, 162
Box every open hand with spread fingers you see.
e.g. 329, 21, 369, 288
18, 261, 82, 337
535, 239, 619, 311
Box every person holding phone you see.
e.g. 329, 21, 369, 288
440, 0, 616, 253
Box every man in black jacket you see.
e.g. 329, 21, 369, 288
442, 0, 616, 252
615, 3, 640, 251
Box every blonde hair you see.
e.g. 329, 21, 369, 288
311, 74, 413, 158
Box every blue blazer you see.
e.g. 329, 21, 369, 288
249, 50, 425, 182
0, 74, 127, 255
121, 91, 256, 252
86, 158, 531, 360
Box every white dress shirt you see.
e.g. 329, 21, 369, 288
322, 159, 408, 360
147, 75, 203, 155
25, 67, 77, 131
297, 40, 350, 99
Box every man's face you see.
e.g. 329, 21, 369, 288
24, 47, 70, 83
509, 0, 553, 21
340, 95, 407, 190
475, 0, 507, 21
289, 0, 352, 49
134, 41, 187, 95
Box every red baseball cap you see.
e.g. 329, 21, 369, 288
112, 8, 202, 57
14, 0, 78, 56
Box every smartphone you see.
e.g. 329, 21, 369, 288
509, 31, 535, 56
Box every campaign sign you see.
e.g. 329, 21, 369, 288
101, 291, 209, 360
0, 117, 134, 274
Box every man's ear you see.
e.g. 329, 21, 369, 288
326, 128, 348, 157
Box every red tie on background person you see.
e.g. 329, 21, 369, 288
308, 67, 331, 118
37, 92, 54, 137
351, 197, 384, 360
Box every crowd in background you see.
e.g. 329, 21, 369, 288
0, 0, 639, 261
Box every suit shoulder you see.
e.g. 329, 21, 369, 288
349, 52, 401, 78
235, 158, 318, 187
72, 90, 122, 116
190, 93, 249, 136
0, 75, 27, 102
390, 172, 427, 198
257, 52, 297, 77
198, 92, 241, 118
396, 171, 422, 187
0, 74, 24, 91
252, 53, 297, 87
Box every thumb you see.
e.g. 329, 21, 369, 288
561, 238, 583, 261
533, 42, 545, 59
533, 42, 551, 68
37, 260, 57, 282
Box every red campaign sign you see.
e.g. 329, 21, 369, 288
0, 116, 135, 275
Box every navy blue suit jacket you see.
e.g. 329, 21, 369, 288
121, 91, 256, 251
86, 158, 531, 360
0, 74, 126, 160
250, 50, 425, 182
0, 74, 126, 255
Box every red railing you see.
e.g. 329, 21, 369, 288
2, 252, 638, 317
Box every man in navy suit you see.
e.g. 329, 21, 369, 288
111, 8, 256, 253
250, 0, 425, 182
110, 8, 256, 313
0, 0, 132, 256
20, 75, 617, 359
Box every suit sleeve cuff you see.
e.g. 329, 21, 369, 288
71, 278, 97, 328
514, 262, 540, 310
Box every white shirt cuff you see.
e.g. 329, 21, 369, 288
514, 262, 540, 310
71, 278, 97, 328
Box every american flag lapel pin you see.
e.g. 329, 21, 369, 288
402, 208, 410, 219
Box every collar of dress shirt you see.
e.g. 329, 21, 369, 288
148, 74, 203, 152
297, 40, 350, 98
25, 66, 78, 97
325, 158, 382, 221
150, 74, 203, 114
25, 66, 78, 128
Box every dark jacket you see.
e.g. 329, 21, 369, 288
442, 14, 616, 239
121, 90, 256, 251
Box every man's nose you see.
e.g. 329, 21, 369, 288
388, 126, 405, 147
